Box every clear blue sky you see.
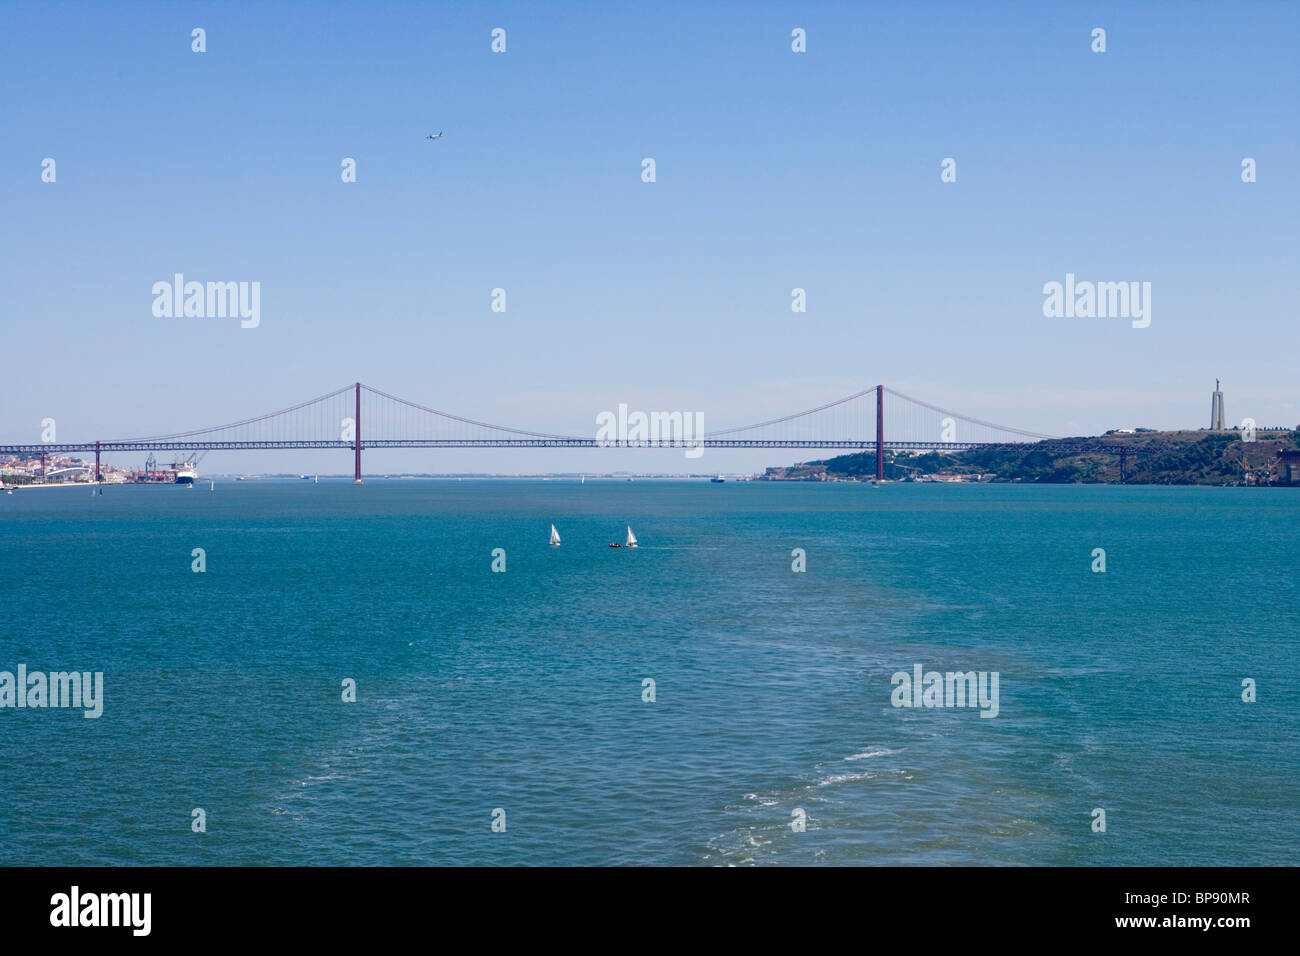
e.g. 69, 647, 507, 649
2, 0, 1296, 473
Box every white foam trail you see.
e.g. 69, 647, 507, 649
844, 747, 902, 761
817, 771, 874, 786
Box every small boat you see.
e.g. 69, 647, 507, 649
626, 526, 638, 548
710, 475, 725, 483
609, 542, 622, 548
549, 524, 561, 547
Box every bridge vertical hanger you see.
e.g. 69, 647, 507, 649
353, 382, 363, 484
95, 441, 101, 484
875, 385, 884, 482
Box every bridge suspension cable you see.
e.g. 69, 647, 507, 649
359, 384, 576, 441
119, 385, 356, 443
704, 386, 879, 440
0, 381, 1056, 464
881, 387, 1057, 441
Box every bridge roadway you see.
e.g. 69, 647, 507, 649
0, 439, 984, 454
1, 383, 1079, 483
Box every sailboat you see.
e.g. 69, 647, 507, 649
314, 473, 318, 484
549, 524, 561, 547
626, 526, 638, 548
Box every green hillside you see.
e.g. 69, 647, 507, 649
809, 430, 1300, 485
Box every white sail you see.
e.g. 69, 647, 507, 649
626, 526, 637, 547
549, 524, 561, 546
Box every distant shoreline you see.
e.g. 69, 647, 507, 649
773, 429, 1300, 487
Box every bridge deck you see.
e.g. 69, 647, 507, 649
0, 440, 984, 454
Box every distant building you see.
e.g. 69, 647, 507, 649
1279, 451, 1300, 485
1210, 379, 1225, 430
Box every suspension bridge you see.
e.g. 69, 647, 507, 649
0, 382, 1059, 482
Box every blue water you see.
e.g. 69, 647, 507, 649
0, 480, 1296, 865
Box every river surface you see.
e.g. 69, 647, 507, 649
1, 480, 1295, 865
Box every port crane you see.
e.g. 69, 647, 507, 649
1227, 449, 1274, 486
139, 450, 208, 482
